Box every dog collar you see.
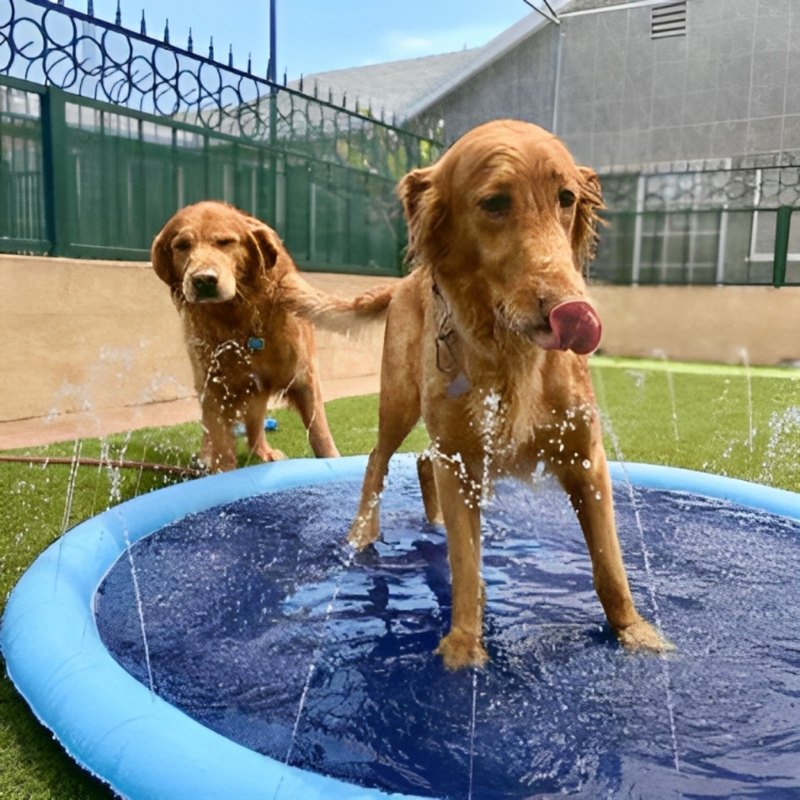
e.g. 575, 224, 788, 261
247, 337, 265, 350
432, 282, 471, 398
432, 282, 457, 373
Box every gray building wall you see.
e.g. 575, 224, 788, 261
557, 0, 800, 170
412, 0, 800, 171
414, 24, 561, 146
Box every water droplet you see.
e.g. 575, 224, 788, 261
582, 459, 591, 469
594, 491, 602, 500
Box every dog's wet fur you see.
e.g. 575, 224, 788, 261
347, 121, 674, 669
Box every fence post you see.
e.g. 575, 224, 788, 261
773, 206, 791, 289
40, 86, 71, 257
268, 92, 278, 228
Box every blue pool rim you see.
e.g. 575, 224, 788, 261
1, 454, 798, 800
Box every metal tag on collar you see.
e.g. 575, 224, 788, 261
247, 337, 265, 351
447, 371, 471, 398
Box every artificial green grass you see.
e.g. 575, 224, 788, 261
0, 361, 798, 798
0, 396, 428, 799
590, 359, 800, 491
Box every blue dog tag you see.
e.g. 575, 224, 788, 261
247, 337, 265, 350
447, 372, 471, 398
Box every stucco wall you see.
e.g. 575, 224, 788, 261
416, 23, 560, 147
557, 0, 800, 170
1, 255, 797, 430
416, 0, 800, 171
0, 255, 393, 425
589, 283, 800, 365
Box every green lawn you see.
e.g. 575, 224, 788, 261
590, 358, 800, 490
1, 359, 798, 798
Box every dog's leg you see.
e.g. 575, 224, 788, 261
555, 447, 674, 653
200, 404, 237, 472
417, 453, 444, 525
244, 396, 285, 462
348, 292, 422, 548
431, 458, 488, 670
348, 406, 419, 548
286, 379, 339, 458
348, 447, 391, 549
348, 384, 420, 549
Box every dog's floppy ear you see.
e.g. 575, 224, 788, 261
573, 166, 606, 269
245, 216, 280, 274
150, 219, 180, 289
398, 165, 445, 267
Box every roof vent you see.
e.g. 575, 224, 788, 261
651, 0, 686, 39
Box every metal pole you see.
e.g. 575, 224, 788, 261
267, 0, 278, 227
773, 206, 791, 289
631, 175, 645, 285
552, 29, 563, 134
268, 0, 276, 84
715, 207, 728, 285
41, 86, 70, 257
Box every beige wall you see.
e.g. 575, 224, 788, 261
0, 255, 393, 428
0, 255, 185, 422
590, 284, 800, 367
1, 254, 798, 429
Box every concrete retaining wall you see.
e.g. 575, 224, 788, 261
0, 255, 392, 428
1, 254, 797, 429
590, 283, 800, 366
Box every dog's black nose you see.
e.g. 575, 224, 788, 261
192, 273, 218, 299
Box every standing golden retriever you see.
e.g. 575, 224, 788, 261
151, 201, 389, 472
348, 120, 673, 669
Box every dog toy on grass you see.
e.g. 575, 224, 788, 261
233, 418, 278, 437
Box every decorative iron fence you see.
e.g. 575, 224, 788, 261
2, 0, 797, 285
0, 0, 443, 273
593, 165, 800, 287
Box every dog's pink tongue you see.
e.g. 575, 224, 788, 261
547, 300, 602, 355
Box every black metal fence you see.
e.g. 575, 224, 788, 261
593, 166, 800, 287
0, 0, 442, 274
2, 0, 797, 285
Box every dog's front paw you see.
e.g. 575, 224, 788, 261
347, 512, 380, 550
253, 444, 285, 462
435, 629, 489, 671
615, 618, 675, 653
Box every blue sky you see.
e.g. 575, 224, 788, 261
85, 0, 535, 78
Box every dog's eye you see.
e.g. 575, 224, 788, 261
479, 194, 512, 215
215, 237, 237, 247
558, 189, 576, 208
173, 239, 191, 251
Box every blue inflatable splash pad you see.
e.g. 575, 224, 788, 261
2, 454, 799, 799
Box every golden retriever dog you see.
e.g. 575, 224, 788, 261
151, 200, 390, 472
348, 120, 673, 670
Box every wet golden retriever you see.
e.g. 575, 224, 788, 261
151, 200, 389, 472
348, 120, 673, 669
